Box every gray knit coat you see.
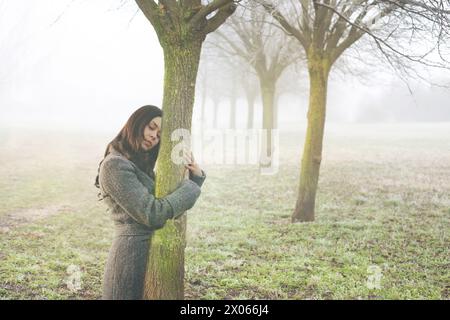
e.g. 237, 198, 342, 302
98, 147, 206, 300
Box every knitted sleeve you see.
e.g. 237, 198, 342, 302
189, 169, 207, 188
99, 156, 201, 229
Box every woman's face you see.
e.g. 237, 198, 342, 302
141, 116, 161, 151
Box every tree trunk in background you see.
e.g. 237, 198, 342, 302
200, 84, 207, 131
259, 77, 276, 168
246, 94, 255, 130
274, 93, 280, 130
229, 96, 237, 129
229, 76, 237, 129
213, 99, 219, 129
229, 78, 238, 163
143, 41, 202, 299
199, 81, 207, 154
292, 51, 330, 222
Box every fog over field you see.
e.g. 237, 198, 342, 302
1, 123, 449, 299
0, 0, 449, 301
0, 0, 449, 135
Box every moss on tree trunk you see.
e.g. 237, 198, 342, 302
143, 41, 202, 300
292, 51, 330, 222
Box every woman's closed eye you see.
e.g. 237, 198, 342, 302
149, 124, 160, 138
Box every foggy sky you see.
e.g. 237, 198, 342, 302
1, 0, 449, 135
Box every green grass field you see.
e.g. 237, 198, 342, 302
0, 123, 449, 299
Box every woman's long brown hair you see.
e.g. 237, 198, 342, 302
94, 105, 163, 200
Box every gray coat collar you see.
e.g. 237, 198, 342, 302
108, 145, 124, 157
108, 145, 155, 180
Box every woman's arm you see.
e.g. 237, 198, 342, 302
189, 169, 206, 188
99, 156, 201, 229
184, 151, 206, 188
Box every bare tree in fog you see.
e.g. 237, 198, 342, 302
227, 61, 240, 130
196, 57, 210, 131
202, 40, 261, 130
196, 49, 223, 129
258, 0, 450, 222
273, 60, 309, 127
241, 66, 259, 129
134, 0, 237, 300
200, 65, 225, 130
0, 1, 28, 101
210, 3, 304, 169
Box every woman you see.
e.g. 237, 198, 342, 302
94, 105, 206, 300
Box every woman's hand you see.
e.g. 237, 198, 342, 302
183, 151, 203, 177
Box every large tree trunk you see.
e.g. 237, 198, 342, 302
259, 78, 276, 169
143, 41, 202, 299
292, 53, 330, 222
